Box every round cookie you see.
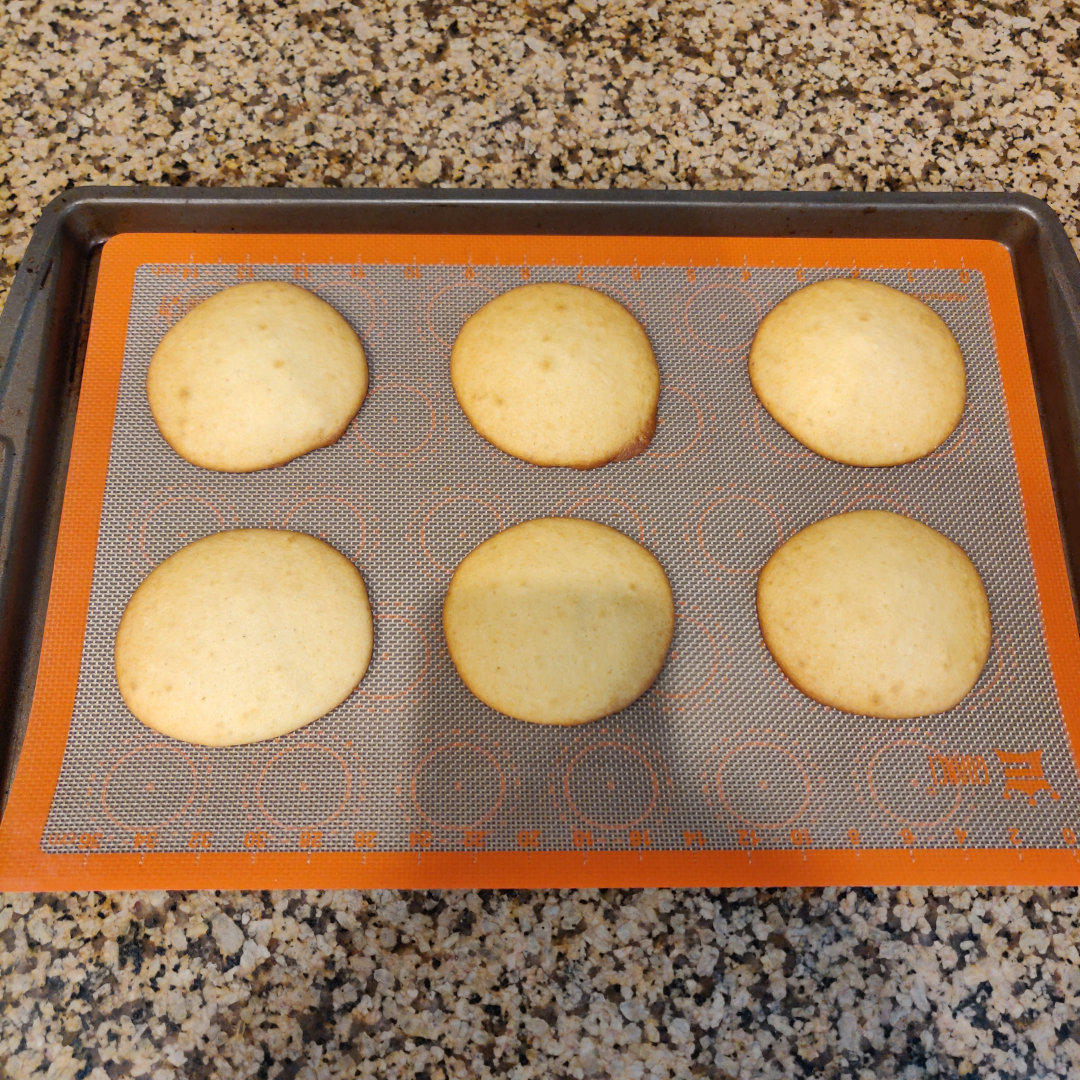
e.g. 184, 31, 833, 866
756, 510, 990, 718
115, 529, 373, 746
748, 278, 965, 466
443, 518, 674, 724
450, 283, 659, 468
147, 281, 368, 472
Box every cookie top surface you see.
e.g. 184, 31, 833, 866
748, 278, 965, 466
443, 518, 674, 724
756, 510, 991, 718
115, 529, 373, 746
147, 281, 368, 472
450, 283, 659, 468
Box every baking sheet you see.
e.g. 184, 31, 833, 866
2, 230, 1079, 889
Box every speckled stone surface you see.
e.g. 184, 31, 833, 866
2, 1, 1080, 1077
3, 888, 1080, 1078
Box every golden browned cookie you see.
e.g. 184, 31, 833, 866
443, 518, 674, 724
757, 510, 991, 718
115, 530, 373, 746
450, 282, 659, 468
748, 278, 965, 466
147, 281, 368, 471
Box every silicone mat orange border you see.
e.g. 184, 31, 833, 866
3, 231, 1080, 890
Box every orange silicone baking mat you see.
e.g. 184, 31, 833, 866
2, 231, 1080, 890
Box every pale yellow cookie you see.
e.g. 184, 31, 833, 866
443, 518, 674, 724
115, 530, 373, 746
748, 278, 965, 466
147, 281, 368, 471
757, 510, 990, 718
450, 283, 659, 468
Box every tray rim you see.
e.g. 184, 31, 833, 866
2, 187, 1080, 848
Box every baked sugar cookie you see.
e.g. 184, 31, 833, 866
148, 281, 368, 471
115, 530, 373, 746
757, 510, 990, 718
450, 283, 659, 468
748, 278, 965, 466
443, 518, 674, 724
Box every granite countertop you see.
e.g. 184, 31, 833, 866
2, 2, 1080, 1077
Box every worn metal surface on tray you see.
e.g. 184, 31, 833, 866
1, 188, 1080, 890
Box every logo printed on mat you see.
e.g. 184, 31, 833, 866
993, 748, 1061, 807
927, 753, 992, 788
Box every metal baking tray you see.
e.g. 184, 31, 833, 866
2, 187, 1080, 814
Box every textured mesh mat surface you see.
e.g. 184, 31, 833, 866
35, 247, 1080, 866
